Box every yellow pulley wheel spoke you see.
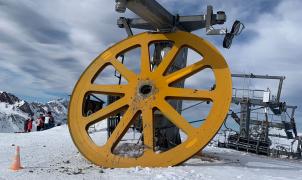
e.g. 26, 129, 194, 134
105, 108, 138, 151
164, 58, 210, 84
81, 97, 128, 129
141, 108, 154, 151
155, 42, 181, 75
165, 87, 215, 101
68, 31, 232, 168
156, 99, 197, 136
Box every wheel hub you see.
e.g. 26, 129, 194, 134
139, 84, 152, 95
137, 80, 156, 99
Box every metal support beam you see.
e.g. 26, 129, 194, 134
232, 97, 280, 108
118, 15, 206, 32
289, 106, 297, 118
232, 73, 285, 80
276, 78, 284, 103
118, 17, 133, 36
205, 6, 226, 35
118, 13, 227, 32
116, 0, 226, 32
116, 0, 180, 31
239, 99, 251, 138
288, 105, 298, 137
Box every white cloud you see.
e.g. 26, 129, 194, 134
0, 0, 302, 129
0, 0, 124, 100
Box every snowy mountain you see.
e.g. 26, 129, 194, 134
29, 98, 69, 125
0, 91, 68, 133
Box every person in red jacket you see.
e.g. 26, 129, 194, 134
27, 117, 33, 132
36, 114, 45, 131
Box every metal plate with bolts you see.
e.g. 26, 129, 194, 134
68, 31, 232, 168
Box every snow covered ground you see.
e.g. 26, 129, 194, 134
1, 125, 302, 180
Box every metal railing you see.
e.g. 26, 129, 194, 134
232, 88, 266, 100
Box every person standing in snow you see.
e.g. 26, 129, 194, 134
47, 111, 55, 128
36, 114, 44, 131
27, 117, 33, 132
41, 113, 45, 130
24, 119, 29, 133
44, 112, 50, 130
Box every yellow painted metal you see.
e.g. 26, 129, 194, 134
68, 31, 232, 168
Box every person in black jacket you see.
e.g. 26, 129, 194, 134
23, 119, 29, 132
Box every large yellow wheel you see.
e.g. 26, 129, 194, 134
68, 31, 232, 168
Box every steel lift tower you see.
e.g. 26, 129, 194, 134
220, 73, 301, 157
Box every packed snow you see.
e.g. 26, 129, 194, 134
0, 124, 302, 180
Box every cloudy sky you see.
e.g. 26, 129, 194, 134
1, 0, 302, 128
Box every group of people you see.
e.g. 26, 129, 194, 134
24, 111, 55, 132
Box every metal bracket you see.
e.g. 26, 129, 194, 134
205, 6, 227, 35
115, 0, 127, 13
117, 17, 133, 37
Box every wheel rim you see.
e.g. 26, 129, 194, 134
68, 31, 232, 168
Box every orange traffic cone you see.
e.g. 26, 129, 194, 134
10, 146, 23, 171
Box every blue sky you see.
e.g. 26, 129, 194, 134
0, 0, 302, 129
